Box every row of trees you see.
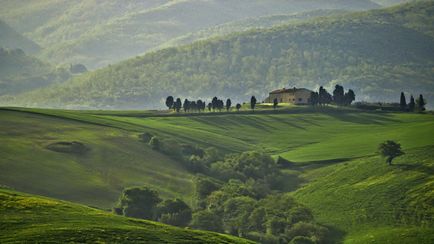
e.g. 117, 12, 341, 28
400, 93, 426, 112
309, 85, 355, 106
165, 96, 258, 112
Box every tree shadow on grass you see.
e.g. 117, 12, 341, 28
325, 111, 400, 125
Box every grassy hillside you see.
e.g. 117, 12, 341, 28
0, 107, 433, 242
0, 109, 195, 208
5, 1, 433, 109
0, 48, 72, 96
0, 0, 378, 68
0, 188, 251, 243
0, 19, 39, 53
294, 146, 434, 243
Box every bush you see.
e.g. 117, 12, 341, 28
149, 136, 160, 150
157, 199, 192, 227
114, 186, 162, 220
190, 210, 223, 232
140, 132, 153, 143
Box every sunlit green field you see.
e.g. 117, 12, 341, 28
1, 107, 433, 243
0, 188, 252, 243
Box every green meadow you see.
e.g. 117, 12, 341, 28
0, 107, 433, 242
0, 187, 252, 243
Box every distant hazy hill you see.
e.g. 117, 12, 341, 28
0, 48, 71, 96
156, 9, 349, 50
0, 0, 379, 68
0, 19, 39, 53
371, 0, 415, 6
5, 1, 432, 109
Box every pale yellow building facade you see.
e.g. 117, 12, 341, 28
265, 87, 312, 104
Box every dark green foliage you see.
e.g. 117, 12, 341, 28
400, 92, 407, 111
344, 89, 356, 106
250, 96, 257, 111
191, 210, 224, 233
319, 87, 333, 106
69, 64, 87, 74
333, 85, 345, 106
309, 92, 319, 106
165, 96, 174, 110
273, 98, 278, 110
183, 99, 190, 112
236, 103, 242, 111
226, 99, 232, 112
139, 132, 153, 143
409, 95, 416, 112
157, 199, 192, 227
378, 140, 404, 165
174, 98, 182, 112
211, 151, 280, 184
417, 94, 426, 111
149, 136, 160, 150
115, 186, 162, 220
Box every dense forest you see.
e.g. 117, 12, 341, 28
0, 0, 379, 68
4, 1, 432, 109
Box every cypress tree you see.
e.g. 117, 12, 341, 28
400, 92, 407, 111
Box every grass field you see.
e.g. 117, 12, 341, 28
0, 106, 433, 242
0, 187, 252, 243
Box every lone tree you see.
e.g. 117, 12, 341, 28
400, 92, 407, 111
273, 98, 278, 110
250, 96, 257, 111
408, 95, 415, 112
165, 96, 174, 110
236, 103, 242, 112
226, 99, 232, 112
378, 140, 404, 165
417, 94, 426, 112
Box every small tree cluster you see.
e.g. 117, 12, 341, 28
114, 186, 192, 227
310, 85, 355, 107
166, 96, 258, 113
399, 92, 426, 112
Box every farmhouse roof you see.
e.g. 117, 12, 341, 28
269, 87, 312, 94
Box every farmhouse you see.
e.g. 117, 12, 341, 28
265, 87, 313, 104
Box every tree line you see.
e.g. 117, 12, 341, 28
400, 92, 426, 112
165, 95, 257, 112
309, 84, 355, 107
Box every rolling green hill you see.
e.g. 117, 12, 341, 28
0, 48, 72, 96
0, 0, 379, 68
0, 19, 40, 53
5, 1, 433, 109
294, 146, 434, 243
0, 107, 433, 243
0, 188, 251, 243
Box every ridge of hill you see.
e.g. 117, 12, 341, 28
0, 0, 379, 68
4, 1, 433, 109
0, 48, 72, 96
0, 19, 40, 53
0, 188, 251, 243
